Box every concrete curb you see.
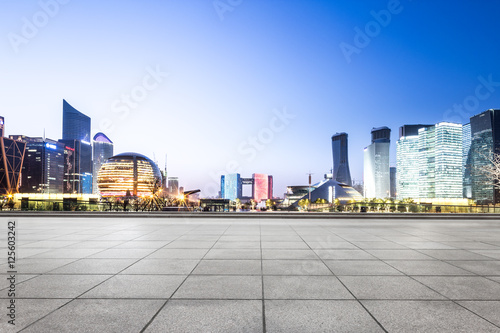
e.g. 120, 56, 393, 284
0, 211, 498, 220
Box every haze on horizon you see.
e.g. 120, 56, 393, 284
1, 0, 499, 197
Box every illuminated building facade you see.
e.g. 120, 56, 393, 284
61, 100, 92, 193
97, 152, 162, 197
92, 133, 113, 194
397, 123, 463, 200
284, 175, 363, 207
0, 117, 26, 195
418, 122, 463, 198
469, 109, 500, 204
331, 133, 352, 186
397, 135, 420, 199
363, 127, 391, 198
252, 173, 273, 202
221, 173, 242, 201
221, 173, 273, 202
10, 136, 64, 194
396, 125, 432, 200
58, 139, 92, 194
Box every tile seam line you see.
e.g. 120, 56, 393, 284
139, 223, 231, 333
288, 221, 389, 333
15, 225, 192, 332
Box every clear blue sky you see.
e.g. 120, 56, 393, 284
1, 0, 499, 197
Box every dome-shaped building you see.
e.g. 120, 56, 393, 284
97, 152, 162, 197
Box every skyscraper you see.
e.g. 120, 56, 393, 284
331, 132, 352, 186
92, 132, 113, 194
0, 118, 26, 195
62, 99, 91, 142
469, 109, 500, 204
60, 100, 92, 193
397, 123, 463, 199
252, 173, 273, 202
418, 122, 463, 198
10, 136, 65, 194
363, 127, 391, 198
221, 174, 241, 201
396, 125, 432, 200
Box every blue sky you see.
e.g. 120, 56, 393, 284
1, 0, 499, 197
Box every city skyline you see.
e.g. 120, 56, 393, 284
2, 1, 500, 196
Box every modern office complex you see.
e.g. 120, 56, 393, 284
97, 152, 162, 197
92, 133, 113, 194
468, 109, 500, 204
418, 122, 463, 198
396, 125, 432, 199
397, 123, 463, 199
220, 173, 273, 202
0, 117, 26, 194
331, 133, 352, 186
363, 127, 391, 198
60, 100, 92, 194
10, 136, 65, 194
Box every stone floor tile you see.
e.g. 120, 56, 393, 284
265, 300, 384, 332
362, 300, 500, 333
144, 300, 262, 332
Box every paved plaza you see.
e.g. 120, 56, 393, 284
1, 215, 500, 332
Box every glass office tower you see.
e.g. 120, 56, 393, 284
221, 173, 242, 201
397, 123, 462, 200
469, 109, 500, 204
331, 132, 352, 186
62, 99, 91, 142
363, 127, 391, 198
61, 100, 92, 194
396, 125, 432, 199
92, 132, 113, 194
397, 135, 420, 199
424, 122, 463, 198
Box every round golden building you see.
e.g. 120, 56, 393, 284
97, 152, 162, 197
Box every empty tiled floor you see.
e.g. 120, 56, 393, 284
1, 216, 500, 332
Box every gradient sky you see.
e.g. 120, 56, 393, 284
1, 0, 500, 197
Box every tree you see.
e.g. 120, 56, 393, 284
478, 152, 500, 190
401, 198, 415, 213
235, 198, 242, 211
298, 199, 310, 211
